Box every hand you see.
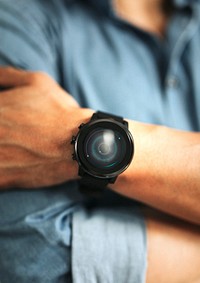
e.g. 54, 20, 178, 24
0, 67, 93, 189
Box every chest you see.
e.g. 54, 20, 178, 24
60, 5, 200, 131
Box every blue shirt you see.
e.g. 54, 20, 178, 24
0, 0, 199, 282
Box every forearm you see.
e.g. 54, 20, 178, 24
111, 121, 200, 224
1, 68, 199, 224
57, 108, 200, 224
0, 107, 93, 190
0, 67, 94, 190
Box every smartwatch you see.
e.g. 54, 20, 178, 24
71, 111, 134, 196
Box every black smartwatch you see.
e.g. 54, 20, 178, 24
71, 111, 134, 196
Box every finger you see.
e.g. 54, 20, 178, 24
0, 67, 31, 87
0, 86, 28, 106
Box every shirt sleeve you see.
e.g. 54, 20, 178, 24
0, 0, 61, 81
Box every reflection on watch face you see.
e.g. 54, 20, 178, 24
84, 128, 126, 169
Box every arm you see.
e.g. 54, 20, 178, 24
0, 67, 200, 225
111, 121, 200, 225
0, 67, 93, 189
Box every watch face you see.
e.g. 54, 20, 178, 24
75, 120, 134, 178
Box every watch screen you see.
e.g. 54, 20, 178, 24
76, 119, 134, 177
83, 128, 126, 169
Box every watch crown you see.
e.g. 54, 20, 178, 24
78, 123, 85, 129
72, 153, 77, 160
71, 136, 76, 144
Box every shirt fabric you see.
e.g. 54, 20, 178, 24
0, 0, 199, 282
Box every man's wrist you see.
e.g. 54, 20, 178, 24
109, 120, 159, 194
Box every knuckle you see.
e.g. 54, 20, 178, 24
29, 72, 52, 86
28, 73, 41, 85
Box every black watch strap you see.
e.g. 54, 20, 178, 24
79, 173, 117, 197
91, 111, 124, 123
79, 173, 109, 197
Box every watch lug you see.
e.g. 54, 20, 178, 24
78, 123, 85, 129
109, 176, 117, 184
90, 112, 98, 121
123, 120, 128, 128
78, 166, 85, 177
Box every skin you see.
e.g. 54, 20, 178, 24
0, 0, 199, 282
114, 0, 174, 37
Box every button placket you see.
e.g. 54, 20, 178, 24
165, 76, 180, 88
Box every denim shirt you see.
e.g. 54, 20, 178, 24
0, 0, 199, 282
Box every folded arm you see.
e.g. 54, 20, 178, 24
111, 120, 200, 225
0, 67, 199, 225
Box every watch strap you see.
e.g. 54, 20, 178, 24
79, 173, 109, 197
91, 111, 128, 128
91, 111, 124, 123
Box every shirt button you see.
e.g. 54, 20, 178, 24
166, 76, 179, 88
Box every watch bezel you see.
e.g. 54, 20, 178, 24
74, 119, 134, 179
